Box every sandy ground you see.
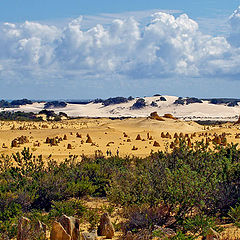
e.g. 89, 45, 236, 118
0, 117, 240, 162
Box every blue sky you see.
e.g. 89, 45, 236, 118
1, 0, 239, 21
1, 0, 240, 99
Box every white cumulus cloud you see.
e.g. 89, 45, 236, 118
0, 8, 240, 89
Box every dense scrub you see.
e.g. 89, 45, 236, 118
203, 98, 240, 106
0, 99, 32, 108
0, 140, 240, 239
131, 98, 146, 109
38, 110, 68, 121
93, 96, 134, 106
0, 110, 67, 122
0, 111, 42, 121
173, 97, 203, 105
44, 101, 67, 109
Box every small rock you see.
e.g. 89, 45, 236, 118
136, 134, 141, 140
153, 226, 176, 238
97, 213, 115, 239
11, 139, 18, 148
81, 230, 97, 240
153, 141, 160, 147
86, 136, 93, 143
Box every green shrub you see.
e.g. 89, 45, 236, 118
228, 204, 240, 227
84, 208, 100, 231
0, 202, 22, 238
122, 205, 171, 233
48, 199, 86, 220
170, 231, 194, 240
183, 215, 219, 238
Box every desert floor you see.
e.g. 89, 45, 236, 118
1, 117, 240, 239
0, 117, 240, 162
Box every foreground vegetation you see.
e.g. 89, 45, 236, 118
0, 140, 240, 239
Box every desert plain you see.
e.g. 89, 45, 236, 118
1, 116, 240, 162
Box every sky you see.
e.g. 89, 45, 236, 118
1, 0, 240, 99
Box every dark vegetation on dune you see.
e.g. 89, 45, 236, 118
39, 110, 68, 121
174, 97, 203, 105
1, 140, 240, 239
93, 96, 134, 106
0, 111, 42, 121
195, 120, 229, 126
0, 110, 68, 121
44, 101, 67, 109
202, 98, 240, 107
66, 100, 92, 105
159, 96, 167, 101
0, 99, 33, 108
131, 98, 146, 109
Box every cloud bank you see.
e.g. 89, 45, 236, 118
1, 8, 240, 97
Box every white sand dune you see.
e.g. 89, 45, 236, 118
1, 96, 240, 121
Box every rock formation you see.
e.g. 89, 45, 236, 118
174, 133, 179, 138
166, 132, 171, 139
153, 141, 160, 147
132, 146, 138, 150
161, 132, 165, 138
235, 115, 240, 124
76, 133, 82, 138
163, 114, 177, 120
50, 215, 80, 240
50, 138, 58, 146
123, 132, 128, 138
213, 136, 221, 145
58, 215, 80, 240
149, 112, 165, 121
170, 142, 175, 149
187, 138, 192, 148
97, 213, 115, 239
86, 136, 93, 143
136, 134, 141, 140
50, 221, 71, 240
11, 139, 18, 148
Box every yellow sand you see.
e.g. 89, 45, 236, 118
0, 117, 240, 162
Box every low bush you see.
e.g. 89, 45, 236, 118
48, 199, 86, 219
44, 101, 67, 109
131, 98, 146, 109
102, 97, 128, 106
0, 111, 42, 121
228, 204, 240, 227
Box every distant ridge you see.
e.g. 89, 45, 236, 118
1, 95, 240, 121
